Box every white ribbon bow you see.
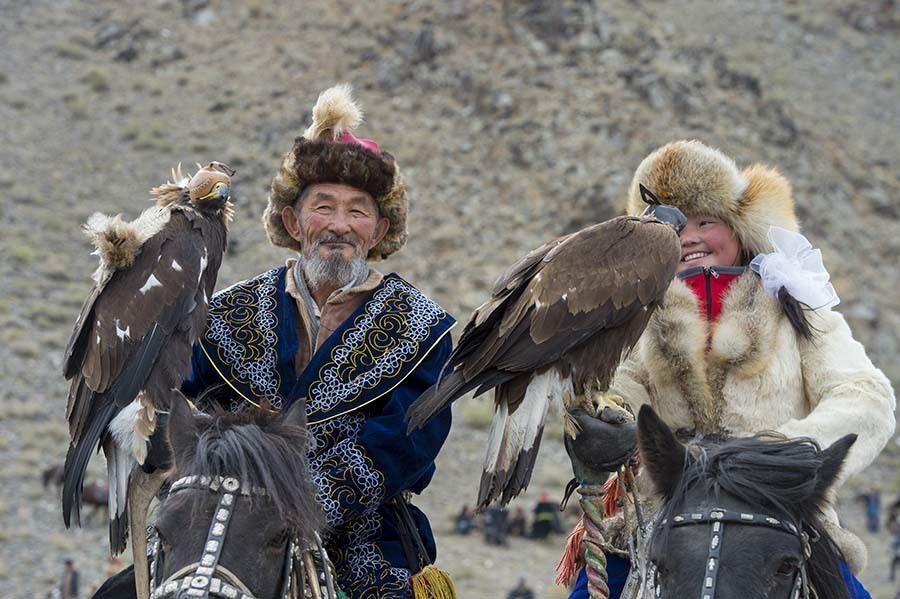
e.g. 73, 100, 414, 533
750, 226, 840, 310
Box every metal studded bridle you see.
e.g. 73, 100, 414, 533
148, 474, 338, 599
652, 507, 817, 599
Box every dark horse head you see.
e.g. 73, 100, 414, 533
637, 405, 857, 599
151, 395, 324, 598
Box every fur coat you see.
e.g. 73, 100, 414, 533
609, 271, 896, 573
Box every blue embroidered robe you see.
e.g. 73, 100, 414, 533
182, 267, 456, 598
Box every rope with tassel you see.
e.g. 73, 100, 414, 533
557, 459, 642, 599
580, 482, 612, 598
556, 481, 612, 598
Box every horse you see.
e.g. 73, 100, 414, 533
42, 463, 65, 488
81, 478, 110, 523
45, 463, 110, 522
138, 395, 332, 599
635, 404, 856, 599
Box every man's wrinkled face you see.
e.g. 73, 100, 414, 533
284, 182, 388, 262
676, 214, 742, 273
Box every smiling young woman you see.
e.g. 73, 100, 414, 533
564, 140, 894, 599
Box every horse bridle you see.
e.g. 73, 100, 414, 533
148, 474, 337, 599
653, 507, 817, 599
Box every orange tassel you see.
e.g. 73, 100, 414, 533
555, 519, 586, 587
602, 472, 621, 518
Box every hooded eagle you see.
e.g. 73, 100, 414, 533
407, 192, 685, 509
62, 162, 234, 554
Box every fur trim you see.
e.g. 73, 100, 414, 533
303, 83, 363, 142
627, 140, 798, 255
263, 84, 408, 260
84, 206, 170, 279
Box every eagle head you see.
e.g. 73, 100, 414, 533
638, 183, 686, 234
188, 162, 235, 205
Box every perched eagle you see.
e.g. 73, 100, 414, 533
407, 188, 685, 509
62, 162, 234, 554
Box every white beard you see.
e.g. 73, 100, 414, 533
301, 251, 368, 290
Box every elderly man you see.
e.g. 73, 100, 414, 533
92, 85, 456, 599
180, 85, 456, 597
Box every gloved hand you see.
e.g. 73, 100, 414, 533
564, 407, 637, 486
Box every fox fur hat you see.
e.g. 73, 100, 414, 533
263, 84, 408, 260
626, 140, 798, 255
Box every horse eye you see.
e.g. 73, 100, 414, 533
155, 528, 172, 551
776, 558, 799, 577
268, 529, 290, 548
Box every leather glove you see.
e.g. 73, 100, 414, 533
564, 407, 637, 486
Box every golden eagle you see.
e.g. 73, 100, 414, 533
62, 162, 234, 554
407, 188, 684, 509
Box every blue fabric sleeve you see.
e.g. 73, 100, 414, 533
312, 335, 453, 529
569, 558, 630, 599
180, 342, 216, 399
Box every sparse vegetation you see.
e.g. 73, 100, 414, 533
62, 93, 88, 119
80, 68, 110, 93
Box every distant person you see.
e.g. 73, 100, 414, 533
60, 559, 79, 599
857, 487, 881, 533
455, 504, 477, 535
531, 491, 559, 540
889, 497, 900, 582
508, 506, 528, 537
482, 504, 508, 546
506, 577, 535, 599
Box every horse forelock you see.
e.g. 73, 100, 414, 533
677, 434, 832, 520
174, 411, 324, 537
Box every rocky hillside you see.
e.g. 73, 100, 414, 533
1, 0, 897, 596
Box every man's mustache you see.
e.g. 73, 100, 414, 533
313, 234, 360, 249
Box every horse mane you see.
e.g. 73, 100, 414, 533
654, 433, 850, 599
173, 407, 325, 540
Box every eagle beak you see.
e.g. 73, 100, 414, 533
642, 204, 686, 234
196, 181, 230, 202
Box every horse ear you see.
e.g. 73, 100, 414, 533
813, 434, 857, 500
637, 405, 686, 500
167, 391, 199, 468
282, 397, 308, 431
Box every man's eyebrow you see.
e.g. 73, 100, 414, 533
312, 192, 336, 201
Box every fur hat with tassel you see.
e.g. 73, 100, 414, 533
626, 140, 798, 256
264, 84, 408, 260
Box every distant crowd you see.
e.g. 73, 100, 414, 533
453, 491, 578, 547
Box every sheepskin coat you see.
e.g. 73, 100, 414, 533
610, 271, 896, 573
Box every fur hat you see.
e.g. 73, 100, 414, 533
263, 84, 408, 260
626, 140, 798, 255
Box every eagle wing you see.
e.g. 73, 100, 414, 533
407, 216, 680, 429
62, 210, 214, 550
64, 213, 207, 444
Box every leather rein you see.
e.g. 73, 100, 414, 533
148, 474, 338, 599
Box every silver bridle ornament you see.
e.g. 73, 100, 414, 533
148, 475, 337, 599
646, 508, 815, 599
